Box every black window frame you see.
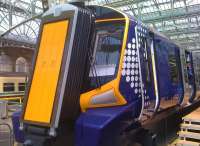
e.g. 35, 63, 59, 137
141, 36, 152, 86
3, 83, 15, 92
168, 49, 179, 84
18, 82, 26, 92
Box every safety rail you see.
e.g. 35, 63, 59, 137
0, 123, 14, 146
0, 93, 24, 98
0, 93, 24, 115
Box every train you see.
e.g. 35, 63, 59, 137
0, 52, 30, 99
0, 76, 27, 98
18, 3, 200, 146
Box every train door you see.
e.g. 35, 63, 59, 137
135, 25, 159, 120
185, 50, 196, 103
180, 48, 188, 104
147, 33, 160, 112
192, 51, 200, 98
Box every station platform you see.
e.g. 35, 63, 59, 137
1, 99, 200, 146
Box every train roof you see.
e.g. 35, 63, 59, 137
87, 5, 181, 48
124, 10, 182, 48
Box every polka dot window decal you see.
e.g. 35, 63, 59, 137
137, 25, 151, 108
121, 32, 142, 103
120, 24, 155, 114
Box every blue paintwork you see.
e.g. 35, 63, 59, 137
136, 23, 157, 110
119, 20, 142, 103
154, 34, 184, 103
76, 21, 143, 146
76, 6, 186, 146
75, 100, 141, 146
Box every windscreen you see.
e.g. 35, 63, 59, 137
88, 20, 125, 90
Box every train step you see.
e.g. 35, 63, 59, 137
175, 140, 200, 146
181, 123, 200, 131
179, 131, 200, 140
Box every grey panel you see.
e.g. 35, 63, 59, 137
43, 4, 78, 17
53, 4, 78, 129
90, 90, 117, 105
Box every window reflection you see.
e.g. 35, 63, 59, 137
168, 50, 179, 83
89, 20, 125, 89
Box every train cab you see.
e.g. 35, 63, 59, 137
80, 5, 186, 115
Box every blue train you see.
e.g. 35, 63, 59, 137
19, 3, 200, 146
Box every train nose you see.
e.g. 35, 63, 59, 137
20, 3, 95, 146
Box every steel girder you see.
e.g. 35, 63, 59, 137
0, 0, 42, 34
0, 0, 43, 48
0, 0, 199, 51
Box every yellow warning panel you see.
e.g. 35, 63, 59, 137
24, 20, 69, 124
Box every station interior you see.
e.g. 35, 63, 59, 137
0, 0, 200, 146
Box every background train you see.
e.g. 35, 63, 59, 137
0, 76, 27, 97
0, 51, 30, 99
13, 3, 200, 146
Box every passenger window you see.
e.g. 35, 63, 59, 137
141, 37, 151, 84
18, 83, 25, 91
168, 50, 179, 83
3, 83, 15, 92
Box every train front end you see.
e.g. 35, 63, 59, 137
21, 3, 139, 146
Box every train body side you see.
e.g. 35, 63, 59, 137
76, 7, 143, 146
153, 34, 184, 106
75, 10, 185, 146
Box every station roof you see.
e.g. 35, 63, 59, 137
89, 0, 200, 51
0, 0, 42, 44
0, 0, 200, 51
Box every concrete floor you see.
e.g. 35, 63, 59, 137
14, 143, 22, 146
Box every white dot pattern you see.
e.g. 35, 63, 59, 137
137, 25, 150, 108
120, 24, 155, 113
121, 34, 142, 99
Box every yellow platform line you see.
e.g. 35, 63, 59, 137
0, 96, 23, 104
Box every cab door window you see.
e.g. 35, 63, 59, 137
88, 20, 125, 89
